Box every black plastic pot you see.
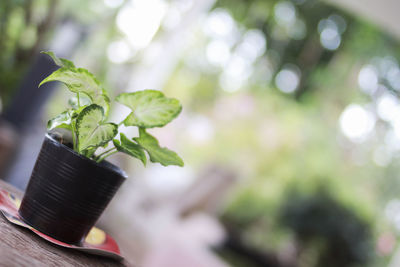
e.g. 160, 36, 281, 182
18, 134, 126, 244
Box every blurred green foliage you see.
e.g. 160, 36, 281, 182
162, 0, 400, 266
0, 0, 57, 106
0, 0, 121, 112
279, 187, 373, 267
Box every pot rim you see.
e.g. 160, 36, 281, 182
45, 133, 128, 179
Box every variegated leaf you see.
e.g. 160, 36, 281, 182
76, 104, 117, 152
116, 90, 182, 128
134, 128, 183, 166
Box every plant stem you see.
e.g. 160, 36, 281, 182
96, 150, 118, 163
118, 120, 124, 126
96, 147, 117, 158
71, 120, 78, 152
77, 93, 81, 108
85, 148, 97, 158
72, 128, 77, 151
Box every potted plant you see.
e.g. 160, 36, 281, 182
18, 52, 184, 244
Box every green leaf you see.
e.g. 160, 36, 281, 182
76, 104, 118, 152
98, 89, 111, 117
39, 67, 110, 116
116, 90, 182, 128
68, 93, 92, 109
41, 51, 75, 68
134, 128, 183, 167
71, 105, 89, 119
47, 110, 73, 130
113, 133, 147, 165
82, 147, 97, 158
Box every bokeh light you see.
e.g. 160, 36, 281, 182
275, 65, 301, 93
358, 65, 379, 94
274, 1, 296, 27
206, 40, 231, 67
107, 40, 133, 64
116, 0, 167, 49
339, 104, 375, 142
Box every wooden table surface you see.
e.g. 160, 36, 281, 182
0, 180, 133, 267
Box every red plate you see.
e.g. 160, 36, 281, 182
0, 189, 123, 261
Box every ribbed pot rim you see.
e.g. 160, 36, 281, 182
44, 133, 128, 179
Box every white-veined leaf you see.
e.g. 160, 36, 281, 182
134, 128, 183, 166
39, 67, 110, 116
47, 110, 73, 130
116, 90, 182, 128
68, 93, 92, 109
42, 51, 75, 68
113, 133, 146, 165
76, 104, 118, 152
